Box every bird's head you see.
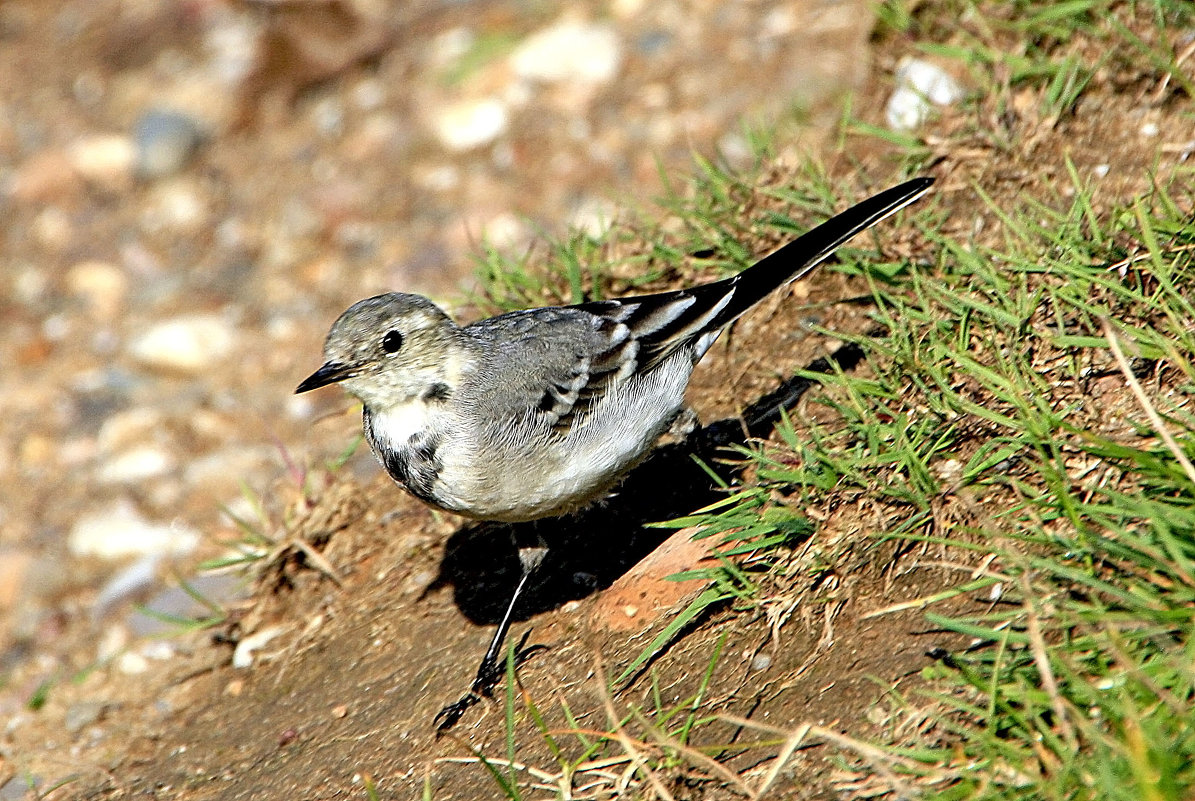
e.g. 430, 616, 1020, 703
296, 293, 465, 409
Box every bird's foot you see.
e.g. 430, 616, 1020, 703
433, 630, 548, 733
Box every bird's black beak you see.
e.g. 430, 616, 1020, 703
295, 361, 354, 394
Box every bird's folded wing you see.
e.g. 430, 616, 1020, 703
466, 307, 647, 434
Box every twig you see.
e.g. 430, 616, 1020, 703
1101, 317, 1195, 486
1019, 571, 1078, 753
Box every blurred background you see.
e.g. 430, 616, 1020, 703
0, 0, 877, 712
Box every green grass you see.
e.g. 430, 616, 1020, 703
705, 163, 1195, 798
651, 148, 1195, 798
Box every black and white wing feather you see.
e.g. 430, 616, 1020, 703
467, 177, 933, 434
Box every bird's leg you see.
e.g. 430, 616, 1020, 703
434, 533, 549, 732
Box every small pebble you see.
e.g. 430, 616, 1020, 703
432, 97, 509, 151
886, 57, 964, 131
67, 134, 136, 190
6, 150, 82, 204
133, 108, 207, 179
128, 315, 235, 374
64, 701, 106, 733
0, 776, 38, 800
511, 18, 622, 84
141, 181, 208, 233
94, 555, 160, 619
97, 408, 163, 454
96, 445, 175, 484
117, 651, 149, 674
31, 207, 74, 252
69, 499, 199, 560
233, 625, 287, 669
66, 261, 128, 319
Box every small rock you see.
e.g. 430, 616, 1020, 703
427, 26, 474, 71
751, 653, 773, 671
97, 408, 163, 454
128, 314, 235, 374
182, 446, 273, 492
64, 700, 106, 733
69, 498, 199, 560
351, 78, 385, 111
97, 624, 129, 663
67, 260, 128, 318
568, 196, 616, 237
31, 206, 74, 252
117, 651, 149, 674
96, 445, 175, 484
511, 18, 622, 84
141, 180, 209, 234
67, 134, 136, 190
886, 57, 964, 131
133, 108, 207, 179
233, 625, 287, 669
432, 97, 509, 151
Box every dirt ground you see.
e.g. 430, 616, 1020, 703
2, 0, 1191, 799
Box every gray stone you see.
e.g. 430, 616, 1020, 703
133, 109, 207, 179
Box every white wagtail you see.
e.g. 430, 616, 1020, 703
297, 176, 934, 728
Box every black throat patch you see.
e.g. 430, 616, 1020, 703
363, 410, 443, 505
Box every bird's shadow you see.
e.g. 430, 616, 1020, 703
431, 343, 865, 626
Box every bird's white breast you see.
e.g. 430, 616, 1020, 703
368, 398, 436, 452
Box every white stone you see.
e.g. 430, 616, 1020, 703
129, 315, 235, 373
427, 27, 474, 70
182, 446, 273, 490
432, 97, 509, 151
142, 182, 208, 233
233, 625, 287, 668
94, 554, 161, 618
67, 134, 136, 189
98, 408, 164, 454
117, 651, 149, 674
32, 207, 73, 252
569, 196, 616, 237
66, 260, 128, 318
97, 446, 175, 484
511, 19, 622, 84
886, 57, 964, 131
69, 499, 199, 560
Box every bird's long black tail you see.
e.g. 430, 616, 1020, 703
571, 176, 934, 368
706, 176, 935, 330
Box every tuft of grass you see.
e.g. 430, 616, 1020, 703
435, 637, 816, 800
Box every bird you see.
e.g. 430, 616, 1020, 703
296, 176, 934, 729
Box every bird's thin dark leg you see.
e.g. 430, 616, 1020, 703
434, 539, 549, 732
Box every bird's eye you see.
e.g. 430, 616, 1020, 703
381, 330, 404, 353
